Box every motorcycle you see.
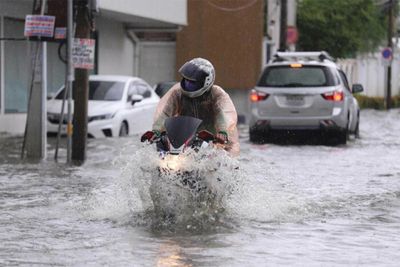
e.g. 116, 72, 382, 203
141, 116, 227, 224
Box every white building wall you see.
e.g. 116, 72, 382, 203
96, 17, 134, 76
0, 114, 27, 134
0, 1, 31, 19
267, 0, 297, 55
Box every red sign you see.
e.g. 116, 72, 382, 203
286, 26, 298, 45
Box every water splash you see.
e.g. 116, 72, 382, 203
81, 141, 312, 231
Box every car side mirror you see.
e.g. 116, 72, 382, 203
352, 84, 364, 94
130, 94, 143, 105
47, 93, 55, 100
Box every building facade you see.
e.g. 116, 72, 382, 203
0, 0, 186, 134
176, 0, 264, 120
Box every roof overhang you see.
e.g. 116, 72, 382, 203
97, 0, 187, 32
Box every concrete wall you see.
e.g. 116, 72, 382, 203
0, 114, 27, 134
96, 17, 134, 76
0, 1, 32, 19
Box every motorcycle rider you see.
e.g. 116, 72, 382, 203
141, 57, 240, 156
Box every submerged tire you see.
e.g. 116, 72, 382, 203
249, 129, 264, 144
119, 121, 128, 137
337, 129, 348, 145
354, 115, 360, 139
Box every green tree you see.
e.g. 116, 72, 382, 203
297, 0, 386, 58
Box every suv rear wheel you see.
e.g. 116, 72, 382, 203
249, 129, 265, 144
337, 129, 348, 145
354, 113, 360, 138
336, 116, 349, 145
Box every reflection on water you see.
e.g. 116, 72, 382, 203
156, 241, 192, 267
1, 110, 400, 266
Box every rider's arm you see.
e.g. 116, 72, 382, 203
212, 86, 240, 156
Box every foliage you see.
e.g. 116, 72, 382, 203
355, 94, 400, 109
297, 0, 387, 58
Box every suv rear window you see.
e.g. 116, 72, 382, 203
258, 65, 337, 87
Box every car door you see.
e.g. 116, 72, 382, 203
126, 80, 159, 134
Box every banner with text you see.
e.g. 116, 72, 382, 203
72, 38, 96, 69
24, 15, 56, 38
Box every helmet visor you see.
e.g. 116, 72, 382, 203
179, 62, 208, 82
181, 78, 203, 92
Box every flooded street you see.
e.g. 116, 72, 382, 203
1, 109, 400, 266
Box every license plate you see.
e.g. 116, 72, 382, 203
286, 95, 304, 105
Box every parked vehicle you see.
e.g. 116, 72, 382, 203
47, 75, 159, 138
154, 81, 177, 98
249, 51, 364, 145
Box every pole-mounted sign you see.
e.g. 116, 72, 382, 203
72, 38, 96, 69
24, 15, 55, 38
381, 47, 393, 66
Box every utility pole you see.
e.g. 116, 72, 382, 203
386, 0, 394, 110
66, 0, 74, 164
24, 0, 48, 160
279, 0, 287, 52
72, 0, 90, 164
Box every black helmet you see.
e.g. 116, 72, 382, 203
178, 58, 215, 98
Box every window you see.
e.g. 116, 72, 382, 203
89, 81, 124, 101
258, 65, 338, 87
55, 81, 125, 101
338, 70, 351, 92
4, 18, 64, 113
4, 18, 30, 113
128, 82, 151, 101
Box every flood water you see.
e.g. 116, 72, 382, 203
1, 109, 400, 266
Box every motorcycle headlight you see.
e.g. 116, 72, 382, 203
159, 155, 184, 171
89, 113, 113, 122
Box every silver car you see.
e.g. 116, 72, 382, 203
249, 51, 363, 145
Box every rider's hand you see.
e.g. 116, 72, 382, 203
140, 130, 159, 143
197, 130, 215, 142
215, 131, 228, 144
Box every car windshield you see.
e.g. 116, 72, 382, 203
54, 81, 125, 101
258, 65, 337, 87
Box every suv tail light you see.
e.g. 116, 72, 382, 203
322, 90, 343, 101
250, 90, 269, 102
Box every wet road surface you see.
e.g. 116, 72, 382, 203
1, 109, 400, 266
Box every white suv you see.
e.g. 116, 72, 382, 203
249, 51, 364, 145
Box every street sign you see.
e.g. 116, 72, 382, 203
381, 47, 393, 66
54, 27, 67, 39
72, 38, 96, 69
382, 47, 393, 60
286, 26, 298, 45
24, 15, 55, 38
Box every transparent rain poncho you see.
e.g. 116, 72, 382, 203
152, 84, 240, 157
